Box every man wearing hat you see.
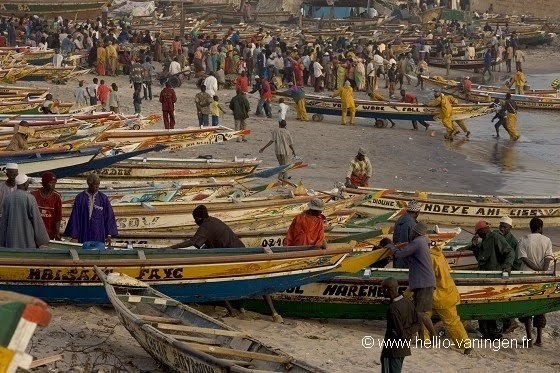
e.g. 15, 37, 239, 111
169, 204, 244, 249
467, 220, 515, 340
31, 171, 62, 240
345, 148, 372, 188
5, 121, 32, 152
392, 200, 422, 268
0, 162, 18, 209
285, 198, 326, 249
0, 174, 50, 248
497, 216, 521, 270
391, 221, 437, 340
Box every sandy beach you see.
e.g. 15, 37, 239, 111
15, 40, 560, 372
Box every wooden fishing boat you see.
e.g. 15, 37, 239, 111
420, 6, 444, 23
0, 84, 48, 98
517, 31, 555, 46
236, 267, 560, 320
456, 89, 560, 110
0, 291, 52, 372
0, 244, 361, 304
0, 99, 42, 115
0, 111, 115, 124
0, 136, 57, 150
299, 94, 491, 125
0, 1, 107, 20
30, 145, 164, 179
59, 193, 364, 233
1, 146, 101, 175
97, 270, 326, 373
0, 122, 81, 141
428, 58, 494, 70
83, 157, 261, 181
0, 48, 55, 65
18, 66, 76, 82
98, 126, 240, 144
346, 186, 560, 228
424, 76, 559, 97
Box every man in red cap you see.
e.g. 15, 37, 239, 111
31, 171, 62, 240
466, 220, 514, 340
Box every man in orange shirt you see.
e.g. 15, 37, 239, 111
285, 198, 326, 248
31, 171, 62, 240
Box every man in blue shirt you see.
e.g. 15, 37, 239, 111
392, 200, 421, 268
483, 48, 493, 77
392, 221, 436, 340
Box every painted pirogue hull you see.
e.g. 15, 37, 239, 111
0, 1, 106, 19
236, 269, 560, 320
303, 95, 490, 122
0, 246, 354, 304
347, 187, 560, 228
423, 76, 559, 97
1, 146, 100, 175
85, 157, 261, 180
60, 194, 364, 233
428, 58, 492, 70
456, 90, 560, 110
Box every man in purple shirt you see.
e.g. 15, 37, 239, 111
64, 173, 117, 245
392, 221, 436, 340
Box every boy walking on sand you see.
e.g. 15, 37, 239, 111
259, 120, 296, 180
211, 96, 226, 126
380, 277, 419, 373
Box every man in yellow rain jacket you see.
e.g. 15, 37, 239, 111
504, 93, 520, 141
428, 92, 454, 140
105, 41, 118, 76
332, 81, 356, 125
448, 96, 471, 138
429, 245, 472, 355
510, 69, 526, 95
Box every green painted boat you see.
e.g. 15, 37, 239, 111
236, 268, 560, 320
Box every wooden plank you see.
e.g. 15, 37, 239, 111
183, 342, 291, 364
29, 354, 63, 368
156, 323, 249, 338
167, 334, 220, 345
139, 315, 181, 324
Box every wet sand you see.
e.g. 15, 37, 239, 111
18, 42, 560, 371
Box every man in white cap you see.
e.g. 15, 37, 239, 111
0, 163, 18, 209
345, 148, 372, 188
285, 198, 326, 249
392, 200, 422, 268
0, 174, 50, 248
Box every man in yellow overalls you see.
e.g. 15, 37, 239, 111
448, 96, 471, 138
429, 244, 472, 355
428, 92, 454, 140
332, 81, 356, 125
504, 93, 520, 141
510, 69, 527, 95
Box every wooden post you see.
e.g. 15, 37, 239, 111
180, 2, 185, 41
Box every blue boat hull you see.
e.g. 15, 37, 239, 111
0, 270, 342, 304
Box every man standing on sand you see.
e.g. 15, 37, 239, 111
285, 82, 308, 122
159, 82, 177, 129
466, 220, 514, 340
428, 92, 454, 140
380, 277, 419, 373
332, 81, 356, 125
195, 84, 213, 127
31, 171, 62, 240
64, 173, 118, 245
391, 222, 437, 340
229, 89, 250, 142
0, 174, 50, 248
345, 148, 372, 188
259, 120, 296, 181
518, 217, 554, 347
392, 200, 422, 269
285, 198, 326, 249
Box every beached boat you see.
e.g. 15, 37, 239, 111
0, 1, 107, 20
97, 270, 326, 373
59, 193, 364, 233
97, 126, 245, 144
454, 89, 560, 110
299, 94, 491, 125
84, 157, 261, 181
0, 244, 361, 304
424, 76, 559, 97
0, 290, 52, 372
18, 66, 77, 82
346, 187, 560, 228
236, 267, 560, 320
0, 146, 101, 175
428, 58, 494, 70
